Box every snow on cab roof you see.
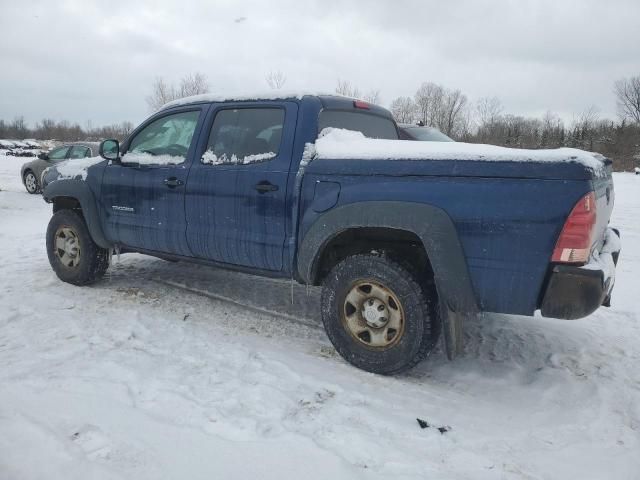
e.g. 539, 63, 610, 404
161, 90, 340, 110
315, 128, 607, 174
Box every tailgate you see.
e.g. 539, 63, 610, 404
591, 161, 615, 253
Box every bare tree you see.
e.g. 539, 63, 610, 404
390, 96, 416, 123
441, 89, 468, 136
335, 79, 361, 98
414, 82, 444, 128
414, 82, 468, 136
570, 105, 601, 150
146, 77, 177, 111
9, 116, 28, 138
146, 73, 210, 112
179, 73, 209, 98
573, 105, 600, 131
614, 75, 640, 124
475, 96, 503, 129
540, 111, 564, 147
265, 70, 287, 90
363, 90, 381, 105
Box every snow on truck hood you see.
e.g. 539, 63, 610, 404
51, 156, 105, 181
314, 128, 608, 174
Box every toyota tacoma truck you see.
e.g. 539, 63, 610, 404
41, 93, 621, 374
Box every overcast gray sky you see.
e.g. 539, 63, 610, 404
1, 0, 639, 127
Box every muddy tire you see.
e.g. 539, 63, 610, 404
321, 254, 439, 374
46, 209, 110, 285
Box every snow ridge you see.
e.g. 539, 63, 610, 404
162, 90, 338, 110
315, 128, 607, 173
201, 150, 276, 166
121, 152, 185, 166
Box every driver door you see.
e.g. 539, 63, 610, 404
101, 106, 206, 256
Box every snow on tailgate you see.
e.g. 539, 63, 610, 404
315, 128, 607, 173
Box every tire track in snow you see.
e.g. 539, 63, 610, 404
151, 278, 324, 331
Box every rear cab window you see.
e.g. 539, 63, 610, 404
318, 110, 398, 139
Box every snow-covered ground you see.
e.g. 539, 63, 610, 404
1, 152, 639, 479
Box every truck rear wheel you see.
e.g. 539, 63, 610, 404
321, 254, 439, 374
46, 209, 110, 286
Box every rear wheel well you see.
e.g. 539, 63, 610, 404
52, 196, 82, 214
313, 227, 434, 286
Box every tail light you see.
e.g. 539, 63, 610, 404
551, 191, 597, 264
353, 100, 370, 109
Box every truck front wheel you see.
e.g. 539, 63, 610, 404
321, 254, 439, 374
46, 209, 110, 286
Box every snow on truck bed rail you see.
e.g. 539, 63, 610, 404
315, 128, 607, 173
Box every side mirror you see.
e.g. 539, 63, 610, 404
38, 152, 49, 160
99, 139, 120, 161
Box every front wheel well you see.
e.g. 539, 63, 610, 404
52, 196, 82, 213
312, 227, 434, 286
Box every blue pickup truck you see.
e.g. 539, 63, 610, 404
41, 93, 620, 374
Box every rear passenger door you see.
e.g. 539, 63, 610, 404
185, 102, 298, 271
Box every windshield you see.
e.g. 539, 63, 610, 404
402, 126, 454, 142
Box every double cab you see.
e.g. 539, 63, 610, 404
41, 93, 621, 374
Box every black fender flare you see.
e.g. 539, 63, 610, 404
43, 179, 112, 249
297, 201, 478, 317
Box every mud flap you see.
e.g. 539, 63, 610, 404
441, 307, 464, 360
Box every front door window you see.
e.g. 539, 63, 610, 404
124, 111, 200, 165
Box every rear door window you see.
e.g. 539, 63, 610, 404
318, 110, 398, 139
202, 108, 285, 165
68, 146, 91, 158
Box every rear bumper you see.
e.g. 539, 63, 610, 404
540, 228, 620, 320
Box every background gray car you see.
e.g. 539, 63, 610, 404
397, 124, 454, 142
21, 142, 99, 194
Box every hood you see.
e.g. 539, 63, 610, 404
41, 156, 106, 191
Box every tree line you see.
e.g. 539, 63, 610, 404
2, 71, 639, 170
387, 76, 640, 171
0, 117, 134, 143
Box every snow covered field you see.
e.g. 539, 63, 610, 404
1, 153, 639, 479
